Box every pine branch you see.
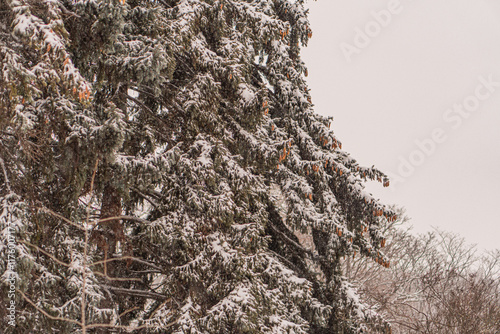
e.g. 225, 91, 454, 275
37, 206, 85, 230
120, 91, 175, 145
20, 240, 70, 267
130, 187, 161, 211
101, 285, 169, 301
268, 222, 321, 262
18, 290, 82, 326
58, 3, 81, 19
268, 249, 319, 286
0, 157, 10, 192
90, 255, 162, 271
85, 323, 152, 331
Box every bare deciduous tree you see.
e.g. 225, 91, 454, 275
343, 208, 500, 334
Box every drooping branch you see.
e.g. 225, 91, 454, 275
18, 290, 82, 326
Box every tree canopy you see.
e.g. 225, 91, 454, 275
1, 0, 395, 332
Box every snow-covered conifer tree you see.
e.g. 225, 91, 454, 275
1, 0, 394, 332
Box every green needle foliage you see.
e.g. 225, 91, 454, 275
1, 0, 394, 332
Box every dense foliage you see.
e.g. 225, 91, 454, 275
1, 0, 394, 332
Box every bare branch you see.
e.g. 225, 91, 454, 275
94, 215, 152, 225
101, 285, 169, 301
118, 306, 141, 319
93, 271, 142, 282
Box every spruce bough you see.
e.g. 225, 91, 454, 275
1, 0, 393, 332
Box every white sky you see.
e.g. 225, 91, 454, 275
302, 0, 500, 251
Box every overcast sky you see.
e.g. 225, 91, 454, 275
302, 0, 500, 251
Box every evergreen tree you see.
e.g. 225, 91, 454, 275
1, 0, 395, 332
